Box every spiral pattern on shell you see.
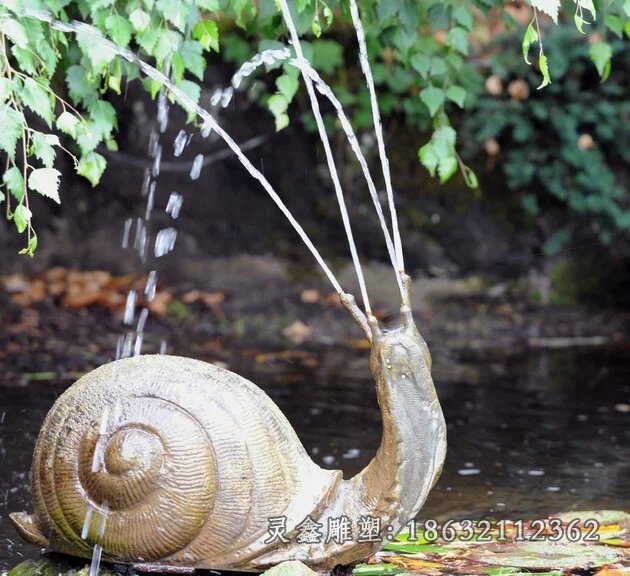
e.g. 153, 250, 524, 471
31, 355, 337, 566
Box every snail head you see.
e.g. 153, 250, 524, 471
340, 273, 432, 374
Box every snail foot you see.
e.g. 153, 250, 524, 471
9, 512, 49, 548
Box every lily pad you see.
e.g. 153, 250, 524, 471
551, 511, 630, 526
474, 541, 623, 570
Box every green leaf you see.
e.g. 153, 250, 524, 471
77, 29, 116, 69
604, 15, 624, 37
31, 132, 58, 168
529, 0, 560, 23
522, 21, 538, 65
22, 78, 54, 126
429, 57, 448, 77
446, 27, 469, 54
574, 13, 587, 34
0, 18, 28, 48
154, 30, 182, 66
129, 9, 151, 32
410, 53, 431, 78
66, 65, 99, 103
0, 104, 24, 160
589, 42, 612, 81
453, 5, 474, 31
105, 14, 133, 47
192, 19, 219, 52
0, 190, 4, 205
137, 29, 160, 54
0, 77, 12, 103
174, 79, 201, 119
76, 151, 107, 186
14, 204, 32, 233
438, 155, 458, 183
56, 111, 79, 140
312, 18, 322, 38
268, 93, 289, 116
312, 40, 343, 74
537, 53, 551, 89
28, 168, 62, 203
463, 166, 479, 188
87, 100, 117, 139
268, 93, 290, 132
156, 0, 190, 32
576, 0, 596, 20
196, 0, 220, 9
172, 53, 185, 82
419, 141, 439, 177
19, 233, 38, 257
2, 166, 25, 202
180, 40, 206, 80
420, 85, 445, 117
446, 85, 467, 108
277, 74, 299, 101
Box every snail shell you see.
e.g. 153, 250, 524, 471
24, 355, 340, 569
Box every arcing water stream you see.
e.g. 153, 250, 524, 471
12, 4, 409, 573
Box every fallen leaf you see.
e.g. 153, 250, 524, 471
283, 320, 312, 345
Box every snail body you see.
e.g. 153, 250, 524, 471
11, 282, 447, 571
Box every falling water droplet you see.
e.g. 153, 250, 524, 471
137, 307, 149, 334
221, 87, 234, 108
210, 89, 222, 106
160, 340, 167, 354
122, 331, 133, 358
157, 91, 169, 132
165, 192, 183, 219
148, 131, 159, 157
133, 333, 144, 357
173, 130, 188, 157
201, 120, 212, 138
116, 335, 124, 359
123, 290, 136, 325
141, 169, 151, 197
145, 185, 155, 221
190, 154, 204, 180
152, 144, 162, 177
145, 271, 157, 301
342, 448, 361, 459
154, 227, 178, 257
81, 506, 94, 540
133, 218, 144, 249
89, 545, 103, 576
121, 218, 132, 248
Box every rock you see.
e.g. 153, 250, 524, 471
261, 560, 320, 576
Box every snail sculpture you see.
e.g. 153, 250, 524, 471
11, 1, 447, 571
11, 276, 446, 572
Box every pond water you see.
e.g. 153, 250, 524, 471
0, 345, 628, 572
